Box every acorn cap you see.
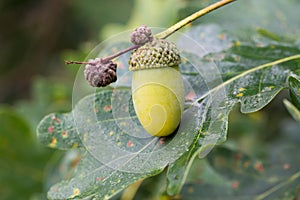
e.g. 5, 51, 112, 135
129, 37, 181, 71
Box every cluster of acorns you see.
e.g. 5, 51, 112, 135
82, 25, 184, 137
84, 25, 155, 87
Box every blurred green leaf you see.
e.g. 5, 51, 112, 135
71, 0, 134, 39
177, 24, 237, 57
179, 122, 300, 200
44, 150, 82, 190
288, 75, 300, 109
132, 172, 167, 200
101, 0, 181, 39
191, 0, 300, 40
283, 99, 300, 123
0, 107, 53, 200
17, 77, 72, 133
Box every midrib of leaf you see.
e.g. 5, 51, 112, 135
171, 144, 205, 194
193, 54, 300, 105
170, 120, 219, 195
167, 100, 211, 194
255, 170, 300, 200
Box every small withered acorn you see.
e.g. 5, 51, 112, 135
130, 25, 154, 46
84, 58, 117, 87
129, 37, 184, 137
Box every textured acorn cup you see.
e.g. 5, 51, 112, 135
129, 37, 181, 70
129, 37, 184, 137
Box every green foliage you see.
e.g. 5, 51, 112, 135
26, 0, 300, 199
37, 21, 300, 199
0, 107, 53, 200
197, 0, 300, 39
284, 99, 300, 123
284, 76, 300, 122
17, 78, 72, 133
288, 76, 300, 109
0, 77, 74, 200
179, 104, 300, 199
181, 134, 300, 199
37, 89, 200, 199
166, 25, 300, 196
44, 150, 82, 194
100, 0, 182, 39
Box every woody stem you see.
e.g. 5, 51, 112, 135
102, 45, 139, 61
155, 0, 236, 39
66, 0, 235, 65
65, 45, 139, 65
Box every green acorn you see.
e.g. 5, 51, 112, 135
129, 37, 184, 137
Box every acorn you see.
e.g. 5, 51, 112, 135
130, 25, 154, 46
129, 37, 184, 137
84, 58, 117, 87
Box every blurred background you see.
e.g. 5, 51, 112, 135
0, 0, 299, 199
0, 0, 192, 199
0, 0, 133, 103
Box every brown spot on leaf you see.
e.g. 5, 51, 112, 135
103, 105, 111, 112
48, 126, 54, 133
232, 180, 239, 189
185, 91, 196, 101
127, 140, 134, 147
62, 131, 68, 138
254, 161, 264, 173
283, 163, 290, 170
49, 137, 57, 148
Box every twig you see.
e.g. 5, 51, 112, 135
65, 45, 139, 65
155, 0, 236, 39
65, 0, 236, 65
